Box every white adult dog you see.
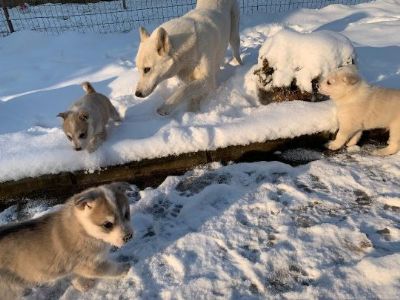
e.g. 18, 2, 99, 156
135, 0, 242, 115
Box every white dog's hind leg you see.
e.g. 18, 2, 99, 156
346, 131, 362, 147
230, 0, 242, 65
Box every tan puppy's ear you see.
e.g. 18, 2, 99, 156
78, 111, 89, 121
74, 190, 99, 210
139, 26, 150, 42
343, 73, 360, 85
155, 27, 171, 56
108, 182, 133, 193
57, 111, 70, 119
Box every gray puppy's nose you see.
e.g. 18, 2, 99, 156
123, 233, 133, 243
135, 91, 144, 98
75, 147, 82, 151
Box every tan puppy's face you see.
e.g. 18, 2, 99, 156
319, 66, 361, 99
135, 27, 174, 98
74, 183, 134, 248
57, 111, 89, 151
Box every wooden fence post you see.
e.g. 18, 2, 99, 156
1, 0, 14, 33
122, 0, 127, 10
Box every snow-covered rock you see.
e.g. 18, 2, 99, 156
253, 29, 356, 103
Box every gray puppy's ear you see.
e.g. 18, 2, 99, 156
139, 26, 150, 42
57, 111, 70, 119
73, 189, 99, 210
78, 111, 89, 121
155, 27, 171, 56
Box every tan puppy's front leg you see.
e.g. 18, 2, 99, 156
74, 260, 130, 279
326, 127, 356, 151
71, 276, 97, 292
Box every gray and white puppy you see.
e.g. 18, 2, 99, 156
0, 182, 134, 299
320, 65, 400, 156
58, 82, 121, 153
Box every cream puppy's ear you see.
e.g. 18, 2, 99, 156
342, 73, 360, 85
139, 26, 150, 42
155, 27, 171, 56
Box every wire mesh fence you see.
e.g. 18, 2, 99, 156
0, 0, 371, 37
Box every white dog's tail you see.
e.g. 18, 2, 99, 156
230, 0, 242, 65
81, 82, 96, 95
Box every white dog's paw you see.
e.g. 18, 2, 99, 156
157, 104, 173, 116
325, 141, 342, 151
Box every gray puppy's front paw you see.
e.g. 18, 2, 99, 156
157, 104, 173, 116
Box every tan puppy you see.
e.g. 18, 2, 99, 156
58, 82, 121, 153
320, 65, 400, 156
0, 182, 134, 299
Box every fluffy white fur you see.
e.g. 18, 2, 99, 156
135, 0, 242, 115
320, 65, 400, 156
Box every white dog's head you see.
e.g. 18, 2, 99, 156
135, 27, 175, 98
319, 65, 361, 100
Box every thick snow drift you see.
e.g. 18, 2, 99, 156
255, 29, 356, 93
2, 149, 399, 299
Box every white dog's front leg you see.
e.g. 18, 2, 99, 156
157, 79, 211, 116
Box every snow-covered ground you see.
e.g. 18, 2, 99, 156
1, 148, 399, 299
1, 1, 399, 182
0, 0, 400, 299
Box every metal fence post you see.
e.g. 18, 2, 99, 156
122, 0, 127, 10
1, 0, 14, 33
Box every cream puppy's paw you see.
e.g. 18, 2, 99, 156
372, 147, 397, 156
325, 140, 343, 151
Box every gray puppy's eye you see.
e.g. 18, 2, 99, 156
67, 135, 72, 141
102, 221, 114, 230
144, 67, 151, 74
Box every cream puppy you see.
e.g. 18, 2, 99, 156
58, 82, 121, 153
0, 182, 134, 299
320, 65, 400, 156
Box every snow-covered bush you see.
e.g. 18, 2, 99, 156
253, 29, 356, 104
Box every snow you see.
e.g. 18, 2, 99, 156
1, 1, 400, 298
0, 14, 340, 183
255, 29, 355, 92
2, 149, 399, 299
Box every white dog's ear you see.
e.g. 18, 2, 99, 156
155, 27, 171, 56
139, 26, 149, 42
343, 73, 359, 85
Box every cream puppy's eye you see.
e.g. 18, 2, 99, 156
67, 135, 72, 141
79, 133, 87, 139
327, 80, 331, 85
144, 67, 151, 74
